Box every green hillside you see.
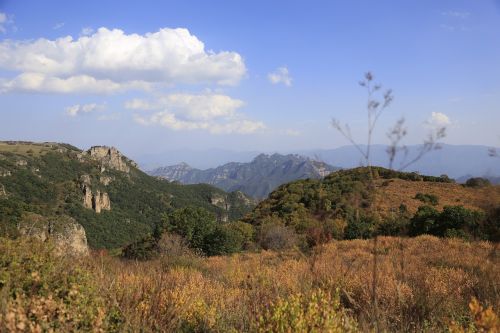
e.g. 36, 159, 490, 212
243, 167, 500, 245
0, 142, 255, 249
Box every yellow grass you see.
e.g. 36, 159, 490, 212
374, 178, 500, 215
0, 142, 52, 156
87, 236, 499, 332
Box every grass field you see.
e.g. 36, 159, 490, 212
374, 178, 500, 216
0, 142, 56, 156
1, 235, 499, 332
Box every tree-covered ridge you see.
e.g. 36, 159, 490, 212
0, 142, 255, 249
243, 167, 499, 244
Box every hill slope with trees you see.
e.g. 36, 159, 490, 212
0, 141, 255, 249
243, 167, 500, 246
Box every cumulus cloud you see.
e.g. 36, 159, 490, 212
0, 73, 150, 94
65, 103, 105, 117
426, 112, 451, 127
126, 93, 244, 120
0, 27, 246, 93
131, 93, 265, 134
268, 67, 292, 86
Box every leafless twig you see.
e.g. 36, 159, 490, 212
332, 72, 393, 169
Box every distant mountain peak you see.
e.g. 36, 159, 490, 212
149, 153, 340, 198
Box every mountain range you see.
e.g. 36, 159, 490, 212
299, 144, 500, 180
139, 144, 500, 185
148, 153, 339, 199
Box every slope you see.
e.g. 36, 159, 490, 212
0, 141, 255, 249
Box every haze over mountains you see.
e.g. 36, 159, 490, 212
142, 144, 500, 186
148, 153, 339, 198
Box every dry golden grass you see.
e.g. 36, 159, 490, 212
374, 178, 500, 215
85, 236, 500, 332
0, 142, 52, 156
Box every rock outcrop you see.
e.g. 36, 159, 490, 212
93, 191, 111, 213
15, 159, 27, 167
81, 176, 111, 213
99, 175, 113, 185
0, 183, 6, 197
18, 213, 89, 256
81, 146, 136, 173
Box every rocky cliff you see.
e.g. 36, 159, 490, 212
149, 153, 340, 198
18, 213, 89, 255
81, 176, 111, 213
80, 146, 136, 173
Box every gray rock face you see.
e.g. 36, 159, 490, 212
81, 177, 111, 213
93, 191, 111, 213
0, 183, 6, 197
81, 146, 135, 173
18, 214, 89, 256
149, 153, 340, 198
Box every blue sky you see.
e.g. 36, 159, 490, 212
0, 0, 499, 157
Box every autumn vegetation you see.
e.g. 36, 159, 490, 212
1, 235, 499, 332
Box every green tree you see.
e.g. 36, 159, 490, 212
163, 207, 217, 251
409, 205, 439, 236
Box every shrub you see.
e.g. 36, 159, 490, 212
163, 207, 217, 252
345, 215, 377, 239
465, 177, 491, 188
415, 193, 439, 206
256, 289, 357, 332
122, 235, 158, 260
410, 205, 484, 239
203, 224, 245, 256
409, 205, 440, 236
258, 222, 298, 250
0, 238, 122, 332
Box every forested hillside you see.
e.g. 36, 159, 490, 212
0, 142, 255, 248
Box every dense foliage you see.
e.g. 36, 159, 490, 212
123, 207, 255, 258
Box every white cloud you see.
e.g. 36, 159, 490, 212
65, 103, 105, 117
0, 73, 150, 94
442, 11, 470, 19
426, 112, 451, 127
268, 67, 292, 86
0, 13, 6, 33
80, 27, 94, 36
131, 92, 265, 134
126, 93, 244, 120
0, 12, 12, 34
53, 22, 65, 30
0, 27, 246, 93
124, 98, 157, 110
